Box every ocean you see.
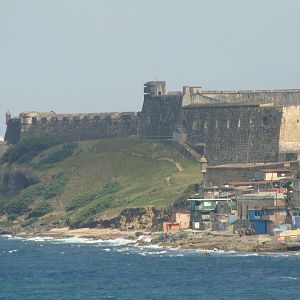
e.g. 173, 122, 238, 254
0, 235, 299, 300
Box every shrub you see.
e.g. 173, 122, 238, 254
294, 170, 300, 179
1, 134, 60, 164
66, 181, 122, 212
40, 143, 78, 165
67, 196, 115, 228
28, 202, 53, 218
41, 173, 68, 199
171, 183, 200, 211
3, 184, 45, 215
21, 217, 37, 227
102, 181, 122, 194
65, 192, 100, 211
2, 173, 68, 216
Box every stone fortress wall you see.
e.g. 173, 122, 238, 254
139, 81, 300, 166
4, 81, 300, 166
5, 111, 138, 144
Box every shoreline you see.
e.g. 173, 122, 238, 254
4, 226, 300, 254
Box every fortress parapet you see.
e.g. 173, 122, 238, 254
5, 80, 300, 166
5, 111, 138, 144
139, 81, 300, 165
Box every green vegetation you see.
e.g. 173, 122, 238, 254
21, 217, 38, 227
1, 134, 59, 164
66, 181, 123, 228
0, 137, 201, 228
67, 196, 116, 228
39, 143, 78, 165
1, 173, 68, 215
41, 173, 68, 199
28, 202, 53, 218
2, 184, 45, 215
294, 169, 300, 179
66, 181, 122, 212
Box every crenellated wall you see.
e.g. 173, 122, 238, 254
6, 112, 138, 143
5, 81, 300, 166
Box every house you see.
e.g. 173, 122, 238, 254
236, 194, 276, 220
163, 222, 180, 232
248, 207, 287, 234
174, 213, 190, 229
188, 198, 234, 222
254, 168, 292, 181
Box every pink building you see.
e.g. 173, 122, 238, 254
175, 213, 191, 229
163, 222, 180, 232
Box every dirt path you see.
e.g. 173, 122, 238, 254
158, 157, 183, 171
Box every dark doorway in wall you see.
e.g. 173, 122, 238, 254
285, 153, 298, 161
262, 116, 268, 126
194, 144, 205, 155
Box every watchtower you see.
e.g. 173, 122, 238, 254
144, 81, 166, 97
5, 111, 11, 124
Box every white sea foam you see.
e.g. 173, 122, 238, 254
99, 238, 134, 246
2, 234, 12, 239
195, 248, 226, 254
137, 235, 152, 243
52, 237, 103, 244
25, 237, 55, 242
2, 234, 299, 258
1, 235, 23, 241
7, 250, 18, 253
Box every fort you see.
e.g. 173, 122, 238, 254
4, 81, 300, 167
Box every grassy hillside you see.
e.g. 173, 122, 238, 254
0, 137, 201, 228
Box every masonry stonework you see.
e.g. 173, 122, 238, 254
5, 81, 300, 166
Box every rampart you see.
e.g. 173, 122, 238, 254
182, 104, 283, 165
5, 80, 300, 167
5, 111, 138, 144
139, 81, 300, 166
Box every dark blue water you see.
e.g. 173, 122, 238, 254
0, 235, 299, 299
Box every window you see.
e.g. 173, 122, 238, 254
262, 116, 268, 126
227, 118, 231, 128
204, 120, 208, 130
215, 119, 218, 129
195, 145, 205, 155
238, 118, 241, 128
192, 121, 197, 130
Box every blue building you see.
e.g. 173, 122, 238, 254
248, 208, 275, 234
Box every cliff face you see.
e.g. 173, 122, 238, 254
0, 164, 40, 196
99, 207, 170, 230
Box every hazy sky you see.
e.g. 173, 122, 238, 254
1, 0, 300, 136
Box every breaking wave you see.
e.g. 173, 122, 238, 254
1, 234, 298, 258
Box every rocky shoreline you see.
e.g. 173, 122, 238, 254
2, 226, 300, 254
